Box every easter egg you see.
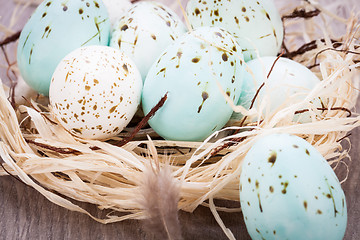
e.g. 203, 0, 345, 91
17, 0, 110, 96
240, 133, 347, 240
110, 1, 187, 81
142, 26, 245, 141
49, 45, 142, 140
233, 56, 322, 123
102, 0, 132, 26
186, 0, 283, 61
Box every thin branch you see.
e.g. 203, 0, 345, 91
313, 48, 360, 66
294, 107, 352, 117
336, 133, 352, 143
0, 31, 21, 47
1, 46, 18, 108
116, 92, 168, 147
283, 39, 341, 59
282, 8, 321, 20
211, 52, 290, 156
26, 139, 82, 155
239, 51, 283, 128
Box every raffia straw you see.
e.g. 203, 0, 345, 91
0, 1, 360, 239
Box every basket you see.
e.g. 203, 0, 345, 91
0, 0, 359, 239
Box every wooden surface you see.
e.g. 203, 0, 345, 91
0, 0, 359, 239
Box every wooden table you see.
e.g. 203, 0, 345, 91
0, 0, 359, 239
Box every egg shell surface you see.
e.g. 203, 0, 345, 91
17, 0, 110, 96
142, 26, 245, 141
110, 1, 187, 81
240, 133, 347, 240
49, 45, 142, 140
233, 56, 321, 123
102, 0, 132, 26
186, 0, 283, 61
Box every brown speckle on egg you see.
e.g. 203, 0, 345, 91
268, 151, 277, 166
234, 16, 239, 24
61, 118, 68, 124
192, 57, 201, 63
281, 181, 288, 194
109, 105, 117, 113
121, 25, 128, 31
303, 201, 308, 211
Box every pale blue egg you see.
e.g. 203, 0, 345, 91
240, 133, 347, 240
142, 26, 245, 141
232, 56, 322, 123
17, 0, 110, 96
186, 0, 283, 61
110, 1, 187, 81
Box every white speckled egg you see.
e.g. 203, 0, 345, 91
102, 0, 132, 26
233, 56, 322, 123
240, 133, 347, 240
110, 1, 187, 80
17, 0, 110, 96
186, 0, 283, 61
142, 26, 245, 141
49, 45, 142, 140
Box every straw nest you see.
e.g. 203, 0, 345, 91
0, 0, 359, 237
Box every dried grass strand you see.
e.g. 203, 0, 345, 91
0, 1, 359, 239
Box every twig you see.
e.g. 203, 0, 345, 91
313, 48, 360, 66
26, 139, 82, 155
239, 51, 283, 128
281, 6, 321, 59
1, 46, 18, 108
211, 52, 285, 156
282, 8, 321, 20
294, 107, 352, 117
283, 39, 341, 59
0, 31, 21, 47
336, 133, 352, 143
115, 92, 168, 147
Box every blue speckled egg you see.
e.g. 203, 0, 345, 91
232, 56, 321, 123
17, 0, 110, 96
240, 133, 347, 240
142, 26, 245, 141
110, 1, 187, 81
186, 0, 283, 61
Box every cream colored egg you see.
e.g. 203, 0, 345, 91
49, 45, 142, 140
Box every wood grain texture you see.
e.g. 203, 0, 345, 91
0, 0, 359, 239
